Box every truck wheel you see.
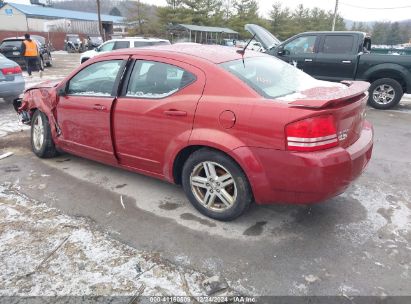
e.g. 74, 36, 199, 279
368, 78, 403, 109
182, 148, 253, 221
31, 110, 58, 158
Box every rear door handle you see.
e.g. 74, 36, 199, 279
163, 110, 187, 117
342, 60, 352, 64
304, 58, 313, 62
93, 104, 106, 111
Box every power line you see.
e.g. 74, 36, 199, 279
340, 2, 411, 10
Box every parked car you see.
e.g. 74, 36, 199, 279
64, 34, 83, 53
0, 54, 24, 103
246, 24, 411, 109
86, 35, 103, 50
0, 36, 52, 70
80, 37, 171, 63
14, 44, 373, 221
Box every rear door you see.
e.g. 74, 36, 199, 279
113, 56, 206, 175
56, 57, 128, 163
313, 34, 358, 81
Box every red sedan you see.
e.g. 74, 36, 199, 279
16, 44, 373, 221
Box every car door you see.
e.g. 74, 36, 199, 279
277, 35, 319, 75
56, 58, 127, 163
313, 34, 358, 81
113, 56, 206, 176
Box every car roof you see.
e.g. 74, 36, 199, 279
102, 43, 265, 64
106, 37, 169, 42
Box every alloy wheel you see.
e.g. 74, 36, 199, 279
32, 114, 44, 151
190, 161, 237, 212
372, 84, 395, 105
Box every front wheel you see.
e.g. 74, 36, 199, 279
368, 78, 403, 109
31, 110, 58, 158
182, 149, 253, 221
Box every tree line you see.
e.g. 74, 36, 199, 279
50, 0, 411, 44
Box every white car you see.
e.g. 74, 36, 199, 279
80, 37, 171, 64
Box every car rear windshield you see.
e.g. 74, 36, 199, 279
220, 56, 322, 99
0, 40, 22, 49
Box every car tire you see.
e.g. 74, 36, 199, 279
182, 148, 253, 221
31, 110, 58, 158
368, 78, 403, 109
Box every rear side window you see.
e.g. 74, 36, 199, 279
133, 41, 170, 47
126, 60, 196, 99
68, 60, 123, 96
113, 41, 130, 50
323, 35, 354, 54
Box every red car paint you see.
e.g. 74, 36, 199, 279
20, 44, 373, 205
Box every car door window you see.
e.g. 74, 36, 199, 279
125, 60, 196, 99
323, 35, 354, 54
283, 36, 316, 55
113, 41, 130, 50
99, 41, 115, 52
68, 60, 123, 96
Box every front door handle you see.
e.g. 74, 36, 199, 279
163, 110, 187, 117
93, 104, 106, 111
342, 60, 352, 64
304, 58, 313, 62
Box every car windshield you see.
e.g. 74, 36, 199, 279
0, 40, 22, 49
68, 36, 79, 42
220, 56, 325, 99
90, 37, 102, 43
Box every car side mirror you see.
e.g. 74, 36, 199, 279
57, 85, 67, 97
95, 47, 100, 52
277, 47, 285, 56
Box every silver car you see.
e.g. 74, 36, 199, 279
0, 53, 25, 103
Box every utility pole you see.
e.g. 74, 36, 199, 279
96, 0, 105, 41
332, 0, 339, 31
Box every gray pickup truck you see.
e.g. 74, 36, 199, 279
246, 24, 411, 109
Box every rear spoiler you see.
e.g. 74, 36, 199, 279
289, 81, 370, 109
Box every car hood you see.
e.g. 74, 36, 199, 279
25, 80, 60, 92
245, 24, 281, 50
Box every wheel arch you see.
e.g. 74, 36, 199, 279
364, 64, 410, 92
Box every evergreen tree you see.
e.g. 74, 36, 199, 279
386, 22, 402, 45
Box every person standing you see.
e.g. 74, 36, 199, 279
21, 33, 43, 78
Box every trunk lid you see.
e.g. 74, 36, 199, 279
244, 24, 281, 51
290, 81, 370, 148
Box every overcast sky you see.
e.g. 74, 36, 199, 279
140, 0, 411, 22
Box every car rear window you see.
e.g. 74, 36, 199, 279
0, 40, 22, 49
220, 56, 323, 99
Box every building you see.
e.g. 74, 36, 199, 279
168, 24, 239, 44
0, 2, 127, 48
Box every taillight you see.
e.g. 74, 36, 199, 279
1, 66, 22, 75
285, 115, 338, 152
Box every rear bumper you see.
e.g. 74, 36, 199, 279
0, 75, 25, 99
234, 120, 373, 204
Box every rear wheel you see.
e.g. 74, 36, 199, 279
368, 78, 403, 109
31, 110, 57, 158
182, 149, 253, 221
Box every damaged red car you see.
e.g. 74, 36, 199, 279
15, 44, 373, 221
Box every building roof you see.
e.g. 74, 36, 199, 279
174, 24, 238, 35
5, 3, 124, 23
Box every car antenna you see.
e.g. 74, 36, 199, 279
237, 33, 256, 66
